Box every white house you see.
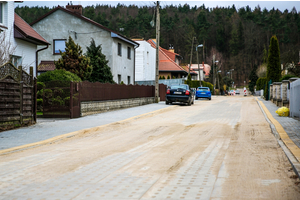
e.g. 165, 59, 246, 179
0, 1, 49, 76
31, 5, 139, 84
134, 39, 156, 82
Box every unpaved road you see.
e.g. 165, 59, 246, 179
0, 96, 299, 200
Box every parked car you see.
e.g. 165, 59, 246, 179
235, 89, 240, 95
195, 87, 211, 100
229, 90, 234, 95
166, 84, 195, 106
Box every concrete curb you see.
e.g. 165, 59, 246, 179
0, 105, 176, 155
256, 98, 300, 178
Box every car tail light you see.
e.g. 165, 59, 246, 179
167, 89, 170, 94
185, 90, 190, 95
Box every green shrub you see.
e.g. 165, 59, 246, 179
51, 96, 64, 106
37, 82, 45, 91
256, 77, 267, 90
167, 75, 170, 79
64, 97, 70, 106
184, 80, 214, 93
280, 74, 298, 82
37, 98, 43, 111
37, 69, 82, 83
44, 89, 53, 98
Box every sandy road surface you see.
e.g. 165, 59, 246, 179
0, 96, 299, 199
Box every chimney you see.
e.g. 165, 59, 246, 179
66, 5, 82, 15
168, 44, 174, 53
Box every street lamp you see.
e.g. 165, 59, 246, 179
196, 44, 203, 86
217, 70, 221, 91
213, 60, 219, 91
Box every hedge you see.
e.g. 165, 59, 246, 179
256, 77, 267, 90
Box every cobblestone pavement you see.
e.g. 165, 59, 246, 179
0, 103, 170, 150
258, 97, 300, 148
1, 96, 299, 200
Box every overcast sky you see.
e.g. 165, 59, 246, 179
15, 1, 300, 12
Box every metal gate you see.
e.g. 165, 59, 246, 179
42, 81, 80, 118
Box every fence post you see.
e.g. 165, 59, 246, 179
30, 67, 34, 123
34, 78, 37, 123
70, 81, 73, 119
18, 66, 23, 124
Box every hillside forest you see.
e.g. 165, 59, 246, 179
15, 3, 300, 86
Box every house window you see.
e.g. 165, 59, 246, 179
53, 39, 66, 54
10, 55, 22, 67
0, 3, 3, 24
118, 43, 122, 56
118, 74, 121, 84
127, 47, 131, 59
127, 76, 130, 84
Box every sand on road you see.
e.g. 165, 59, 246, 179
0, 96, 299, 199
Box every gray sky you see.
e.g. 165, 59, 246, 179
15, 1, 300, 12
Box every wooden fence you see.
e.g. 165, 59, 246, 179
39, 81, 167, 118
0, 63, 36, 127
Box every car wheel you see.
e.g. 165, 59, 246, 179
208, 97, 211, 100
187, 100, 191, 106
165, 101, 169, 105
191, 99, 194, 104
195, 97, 198, 100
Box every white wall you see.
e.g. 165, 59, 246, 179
32, 10, 136, 83
0, 1, 37, 75
14, 39, 37, 74
135, 41, 156, 81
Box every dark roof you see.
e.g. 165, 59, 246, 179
30, 6, 139, 47
14, 13, 49, 45
38, 61, 55, 71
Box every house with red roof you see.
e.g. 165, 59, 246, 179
31, 4, 139, 84
0, 1, 49, 76
146, 39, 188, 79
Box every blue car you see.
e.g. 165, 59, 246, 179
195, 87, 211, 100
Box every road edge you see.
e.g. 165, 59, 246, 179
255, 97, 300, 178
0, 105, 176, 155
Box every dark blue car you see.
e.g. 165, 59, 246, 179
195, 87, 211, 100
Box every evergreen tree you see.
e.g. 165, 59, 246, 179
265, 35, 281, 99
55, 36, 92, 81
86, 39, 114, 83
248, 65, 258, 92
267, 35, 281, 82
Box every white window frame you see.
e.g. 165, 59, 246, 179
53, 39, 66, 54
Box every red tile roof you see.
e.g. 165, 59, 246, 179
147, 39, 187, 74
14, 13, 49, 45
38, 61, 55, 71
161, 48, 179, 62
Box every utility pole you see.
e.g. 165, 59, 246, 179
155, 1, 160, 103
189, 37, 195, 76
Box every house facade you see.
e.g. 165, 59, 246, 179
31, 5, 139, 84
134, 39, 188, 82
0, 1, 49, 76
134, 39, 156, 82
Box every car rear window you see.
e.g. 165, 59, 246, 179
198, 88, 209, 91
171, 85, 187, 90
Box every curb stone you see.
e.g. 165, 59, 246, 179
256, 98, 300, 178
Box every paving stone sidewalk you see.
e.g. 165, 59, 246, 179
258, 97, 300, 148
0, 102, 170, 151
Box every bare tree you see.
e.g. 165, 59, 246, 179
0, 30, 16, 66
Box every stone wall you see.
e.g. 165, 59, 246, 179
81, 97, 155, 116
